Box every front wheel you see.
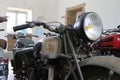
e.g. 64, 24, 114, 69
82, 66, 120, 80
67, 66, 120, 80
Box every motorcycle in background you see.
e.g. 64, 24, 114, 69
91, 25, 120, 57
13, 12, 120, 80
6, 32, 38, 79
0, 16, 8, 80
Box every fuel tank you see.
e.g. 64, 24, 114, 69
92, 34, 120, 49
41, 36, 62, 59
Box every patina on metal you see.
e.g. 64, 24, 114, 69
80, 56, 120, 74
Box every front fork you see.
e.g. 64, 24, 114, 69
48, 66, 54, 80
66, 31, 84, 80
47, 31, 84, 80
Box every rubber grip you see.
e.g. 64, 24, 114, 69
13, 24, 29, 32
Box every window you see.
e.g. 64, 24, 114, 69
7, 7, 32, 34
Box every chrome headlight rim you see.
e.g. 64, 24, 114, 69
74, 12, 103, 41
83, 12, 103, 41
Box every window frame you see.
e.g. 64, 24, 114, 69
7, 8, 32, 33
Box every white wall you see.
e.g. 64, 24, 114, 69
57, 0, 120, 29
32, 0, 58, 42
0, 0, 58, 42
0, 0, 46, 39
1, 0, 120, 41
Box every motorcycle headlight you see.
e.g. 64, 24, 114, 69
74, 12, 103, 41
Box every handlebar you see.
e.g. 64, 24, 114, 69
103, 25, 120, 35
13, 21, 59, 33
0, 16, 7, 23
103, 28, 120, 35
13, 24, 30, 32
0, 29, 4, 31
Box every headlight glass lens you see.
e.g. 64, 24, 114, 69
84, 13, 103, 41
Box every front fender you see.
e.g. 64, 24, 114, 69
80, 56, 120, 74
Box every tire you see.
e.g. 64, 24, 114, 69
67, 66, 120, 80
82, 66, 120, 80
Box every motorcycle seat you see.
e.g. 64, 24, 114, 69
17, 38, 34, 48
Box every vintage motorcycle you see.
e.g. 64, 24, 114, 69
13, 12, 120, 80
7, 32, 37, 79
91, 25, 120, 57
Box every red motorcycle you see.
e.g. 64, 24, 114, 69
91, 25, 120, 57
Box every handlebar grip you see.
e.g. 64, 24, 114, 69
13, 24, 29, 32
0, 16, 7, 23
